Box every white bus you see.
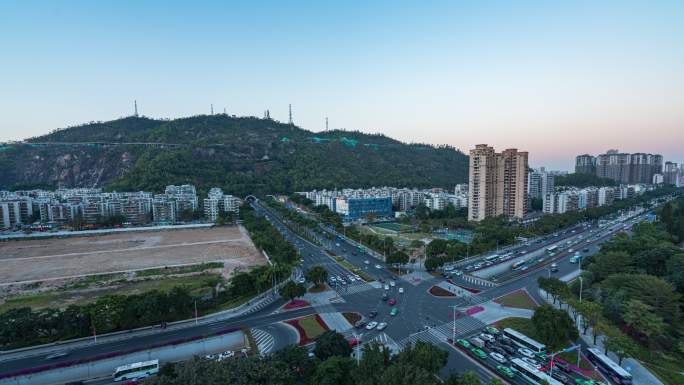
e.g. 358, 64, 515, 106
511, 260, 527, 271
586, 348, 633, 385
511, 358, 564, 385
113, 359, 159, 382
485, 254, 499, 262
546, 245, 559, 254
503, 328, 546, 353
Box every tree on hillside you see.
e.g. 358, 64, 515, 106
532, 305, 579, 348
306, 266, 329, 288
314, 330, 352, 360
623, 299, 665, 342
312, 356, 354, 385
279, 282, 306, 302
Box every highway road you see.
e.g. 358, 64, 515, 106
0, 197, 670, 385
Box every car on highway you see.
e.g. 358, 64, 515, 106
366, 321, 378, 330
444, 265, 454, 271
390, 280, 396, 287
382, 292, 388, 301
518, 347, 535, 358
453, 270, 463, 276
550, 263, 559, 272
384, 284, 390, 290
376, 322, 387, 330
375, 264, 382, 269
364, 260, 370, 265
456, 339, 470, 348
45, 351, 69, 360
552, 359, 572, 373
489, 352, 507, 364
388, 298, 396, 306
522, 357, 542, 369
470, 347, 487, 360
217, 350, 235, 361
390, 307, 398, 316
480, 333, 496, 343
501, 344, 516, 354
496, 365, 516, 379
354, 320, 367, 329
398, 287, 404, 294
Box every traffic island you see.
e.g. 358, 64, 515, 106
428, 285, 456, 297
284, 314, 329, 346
282, 299, 310, 311
342, 312, 362, 325
493, 289, 539, 310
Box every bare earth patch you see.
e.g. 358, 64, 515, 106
0, 226, 264, 286
493, 289, 539, 310
429, 285, 456, 297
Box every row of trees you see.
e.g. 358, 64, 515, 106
144, 334, 502, 385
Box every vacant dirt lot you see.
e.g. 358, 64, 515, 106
0, 226, 265, 285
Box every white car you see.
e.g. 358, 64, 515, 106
398, 287, 404, 294
518, 348, 535, 358
376, 322, 388, 330
217, 350, 235, 361
366, 321, 378, 330
522, 357, 542, 369
489, 352, 507, 364
364, 260, 370, 265
389, 280, 396, 287
480, 333, 495, 343
297, 277, 306, 284
384, 284, 390, 290
375, 264, 382, 269
454, 270, 463, 276
444, 265, 454, 271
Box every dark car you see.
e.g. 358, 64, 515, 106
382, 293, 388, 301
491, 346, 507, 356
501, 344, 516, 354
368, 310, 378, 318
552, 360, 572, 373
552, 371, 571, 384
354, 320, 367, 329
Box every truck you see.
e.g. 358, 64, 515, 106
469, 337, 486, 349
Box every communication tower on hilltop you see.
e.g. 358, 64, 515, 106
288, 104, 293, 125
133, 100, 139, 117
211, 104, 214, 115
264, 110, 271, 119
325, 117, 329, 131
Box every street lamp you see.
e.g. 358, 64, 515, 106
578, 276, 584, 303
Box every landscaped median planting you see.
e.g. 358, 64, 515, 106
428, 285, 456, 297
493, 289, 539, 310
284, 314, 329, 345
282, 299, 310, 310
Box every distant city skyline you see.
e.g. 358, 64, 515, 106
1, 0, 682, 170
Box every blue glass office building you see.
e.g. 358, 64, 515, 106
345, 197, 393, 221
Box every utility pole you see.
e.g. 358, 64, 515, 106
449, 305, 458, 344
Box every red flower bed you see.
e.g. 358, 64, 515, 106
283, 299, 310, 310
284, 314, 329, 346
465, 305, 484, 316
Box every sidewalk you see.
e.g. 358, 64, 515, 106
539, 289, 664, 385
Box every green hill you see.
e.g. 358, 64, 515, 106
0, 115, 468, 196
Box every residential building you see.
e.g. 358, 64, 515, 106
587, 150, 663, 184
597, 187, 615, 206
203, 188, 241, 222
468, 145, 528, 222
528, 168, 555, 199
664, 162, 679, 185
653, 173, 664, 185
575, 154, 596, 175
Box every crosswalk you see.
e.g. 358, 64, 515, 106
251, 327, 275, 356
334, 281, 376, 296
398, 316, 487, 348
242, 295, 277, 316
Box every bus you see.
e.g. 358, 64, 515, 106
113, 359, 159, 382
586, 348, 633, 385
485, 254, 499, 262
511, 358, 564, 385
511, 260, 527, 271
503, 328, 546, 353
546, 245, 559, 255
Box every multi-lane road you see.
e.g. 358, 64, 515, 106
0, 198, 668, 385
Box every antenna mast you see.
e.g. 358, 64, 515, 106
288, 104, 293, 125
325, 117, 329, 131
134, 100, 138, 117
210, 104, 214, 115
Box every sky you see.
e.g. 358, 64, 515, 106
1, 0, 682, 170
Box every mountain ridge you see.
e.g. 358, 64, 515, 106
0, 115, 469, 196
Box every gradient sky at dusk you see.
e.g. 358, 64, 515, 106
1, 0, 682, 170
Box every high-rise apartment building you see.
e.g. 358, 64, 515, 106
528, 168, 555, 199
586, 150, 663, 184
468, 145, 528, 222
664, 162, 680, 185
575, 155, 596, 175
